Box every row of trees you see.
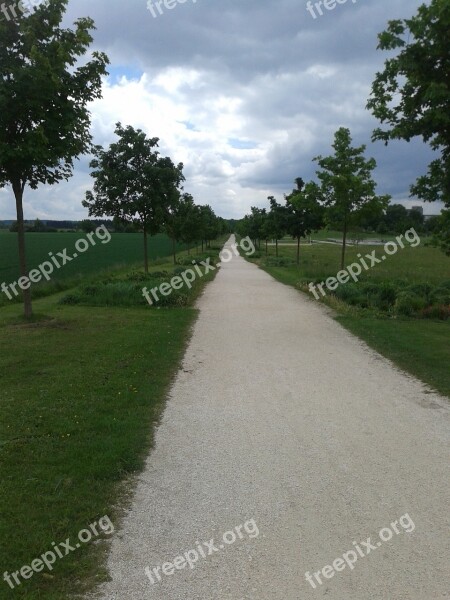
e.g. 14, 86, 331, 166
239, 127, 390, 268
0, 2, 226, 316
82, 123, 228, 271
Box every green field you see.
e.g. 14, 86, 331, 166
245, 240, 450, 398
0, 231, 186, 286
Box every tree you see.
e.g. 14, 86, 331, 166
314, 128, 390, 269
0, 0, 108, 317
83, 124, 184, 273
198, 205, 218, 251
367, 0, 450, 226
80, 219, 96, 233
429, 209, 450, 255
266, 197, 288, 257
285, 179, 324, 264
238, 207, 267, 250
164, 191, 192, 263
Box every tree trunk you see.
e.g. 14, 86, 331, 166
201, 240, 204, 252
297, 236, 300, 265
265, 239, 268, 255
341, 219, 348, 270
275, 238, 278, 257
143, 227, 149, 274
13, 181, 32, 318
172, 237, 177, 265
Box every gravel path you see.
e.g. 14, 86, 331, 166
91, 235, 449, 600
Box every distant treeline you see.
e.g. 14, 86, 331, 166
0, 217, 237, 234
0, 218, 112, 232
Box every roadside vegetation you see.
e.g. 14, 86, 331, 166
0, 242, 223, 600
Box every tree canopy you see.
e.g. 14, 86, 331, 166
0, 0, 109, 316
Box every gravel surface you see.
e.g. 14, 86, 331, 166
90, 235, 450, 600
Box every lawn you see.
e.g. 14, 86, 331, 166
245, 239, 450, 399
0, 247, 220, 599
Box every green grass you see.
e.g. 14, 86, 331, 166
274, 230, 402, 243
0, 246, 221, 599
0, 231, 186, 285
336, 316, 450, 398
246, 240, 450, 399
252, 241, 448, 285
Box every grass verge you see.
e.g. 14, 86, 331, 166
0, 249, 221, 598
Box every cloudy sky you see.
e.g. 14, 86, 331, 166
0, 0, 442, 220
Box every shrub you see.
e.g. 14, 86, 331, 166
371, 283, 397, 311
419, 304, 450, 320
404, 283, 434, 304
395, 292, 427, 316
430, 286, 450, 305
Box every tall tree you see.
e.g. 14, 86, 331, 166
367, 0, 450, 225
285, 179, 324, 265
83, 124, 184, 273
314, 128, 390, 269
266, 196, 288, 258
0, 0, 109, 317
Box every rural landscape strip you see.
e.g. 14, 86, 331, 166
0, 237, 225, 599
0, 225, 111, 301
308, 227, 420, 300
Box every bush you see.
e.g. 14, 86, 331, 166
431, 286, 450, 305
419, 304, 450, 320
371, 282, 397, 311
395, 292, 427, 316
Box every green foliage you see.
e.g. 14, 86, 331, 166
429, 209, 450, 255
395, 292, 428, 316
314, 128, 390, 267
285, 178, 325, 262
367, 0, 450, 211
83, 123, 184, 272
0, 0, 109, 317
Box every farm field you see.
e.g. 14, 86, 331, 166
245, 241, 450, 398
0, 231, 186, 287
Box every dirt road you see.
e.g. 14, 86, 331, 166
92, 236, 449, 599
